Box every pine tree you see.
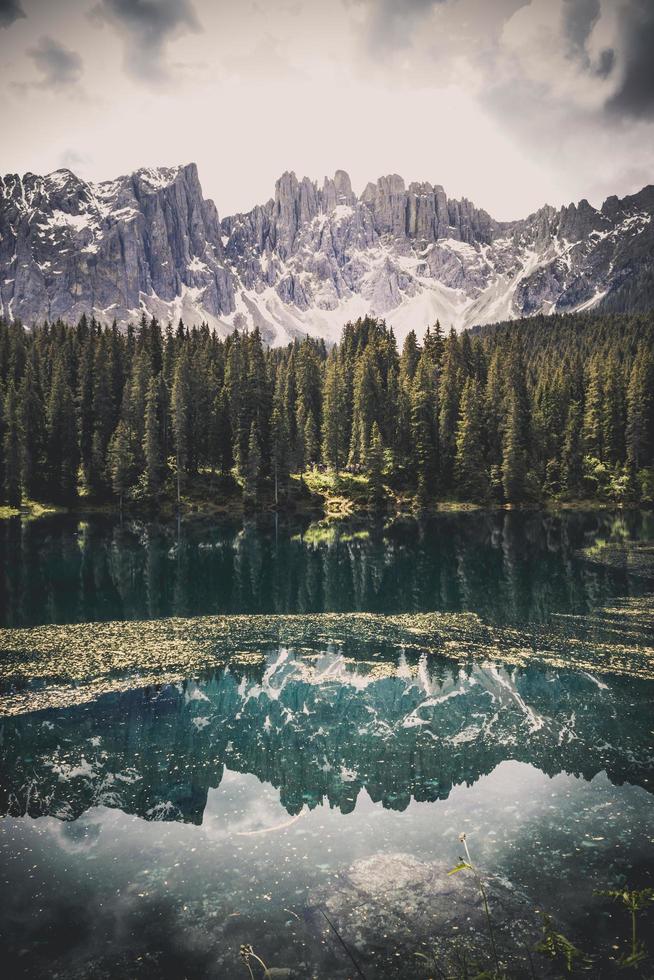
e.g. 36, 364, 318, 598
171, 350, 193, 504
0, 383, 5, 500
399, 330, 420, 383
208, 388, 233, 476
143, 375, 166, 493
296, 341, 322, 470
19, 354, 46, 500
438, 329, 462, 490
348, 349, 381, 469
246, 328, 272, 468
410, 354, 438, 507
601, 356, 624, 465
3, 382, 22, 507
78, 335, 95, 487
244, 422, 262, 499
484, 348, 504, 469
366, 421, 385, 510
46, 358, 79, 501
626, 347, 654, 470
583, 359, 604, 459
562, 400, 584, 496
455, 379, 488, 501
123, 348, 151, 473
502, 391, 528, 503
270, 391, 290, 503
422, 321, 445, 366
322, 352, 347, 471
225, 334, 247, 474
107, 421, 134, 511
90, 336, 116, 495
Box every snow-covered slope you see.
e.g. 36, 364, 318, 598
1, 164, 652, 344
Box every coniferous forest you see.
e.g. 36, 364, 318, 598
0, 310, 653, 514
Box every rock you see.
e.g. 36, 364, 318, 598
308, 852, 543, 977
1, 162, 653, 342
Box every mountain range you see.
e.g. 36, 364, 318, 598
2, 654, 651, 824
1, 162, 652, 345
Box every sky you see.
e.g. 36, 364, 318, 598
1, 0, 653, 221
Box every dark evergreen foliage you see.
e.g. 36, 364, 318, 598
0, 310, 652, 509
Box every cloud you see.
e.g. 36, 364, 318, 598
561, 0, 614, 79
364, 0, 447, 51
605, 0, 654, 119
59, 148, 92, 171
562, 0, 600, 56
0, 0, 25, 29
94, 0, 200, 82
0, 0, 24, 29
28, 35, 83, 88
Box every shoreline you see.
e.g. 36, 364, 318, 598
0, 494, 649, 524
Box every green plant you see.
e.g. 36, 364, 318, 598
448, 832, 500, 975
534, 914, 590, 973
596, 887, 654, 969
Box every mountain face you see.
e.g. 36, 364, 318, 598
1, 163, 653, 344
2, 653, 652, 824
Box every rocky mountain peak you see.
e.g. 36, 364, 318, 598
1, 161, 652, 345
322, 170, 356, 211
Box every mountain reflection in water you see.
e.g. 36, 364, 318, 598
2, 650, 653, 826
1, 509, 653, 980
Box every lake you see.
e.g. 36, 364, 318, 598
1, 509, 653, 978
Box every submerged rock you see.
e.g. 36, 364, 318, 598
309, 852, 544, 977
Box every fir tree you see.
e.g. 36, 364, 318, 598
455, 378, 488, 501
366, 421, 385, 510
583, 359, 604, 459
3, 382, 22, 507
322, 352, 347, 471
348, 349, 381, 469
296, 341, 322, 469
171, 350, 193, 504
46, 358, 79, 501
502, 391, 529, 503
270, 393, 290, 503
143, 375, 166, 493
107, 421, 134, 511
78, 335, 95, 486
19, 355, 46, 500
562, 400, 584, 496
245, 422, 262, 499
626, 346, 654, 469
602, 356, 624, 465
411, 354, 438, 507
438, 329, 462, 490
209, 388, 233, 477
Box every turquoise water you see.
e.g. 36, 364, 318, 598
0, 510, 653, 978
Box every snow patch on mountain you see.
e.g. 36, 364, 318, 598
1, 164, 653, 345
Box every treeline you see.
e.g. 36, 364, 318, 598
0, 310, 653, 511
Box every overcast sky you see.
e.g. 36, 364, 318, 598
1, 0, 653, 220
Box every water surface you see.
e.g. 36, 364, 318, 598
1, 510, 653, 978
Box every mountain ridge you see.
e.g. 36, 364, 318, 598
1, 162, 652, 345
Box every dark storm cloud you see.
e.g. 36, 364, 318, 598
606, 0, 654, 119
366, 0, 447, 51
562, 0, 614, 80
28, 35, 83, 87
0, 0, 25, 29
596, 47, 615, 80
562, 0, 600, 55
96, 0, 200, 81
